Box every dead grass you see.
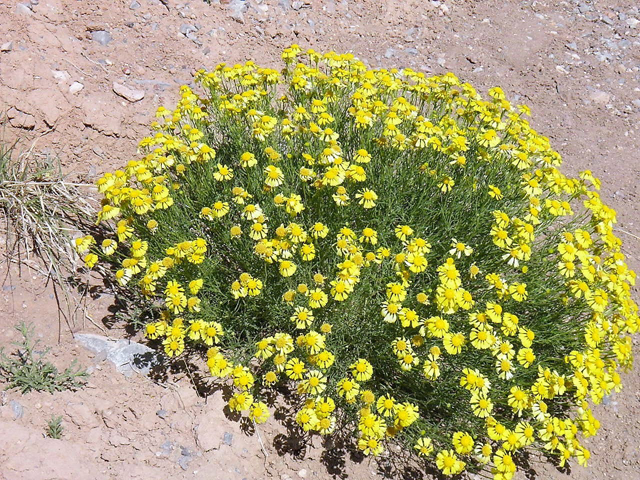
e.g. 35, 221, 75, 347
0, 129, 97, 335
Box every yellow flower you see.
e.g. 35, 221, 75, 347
285, 357, 306, 380
264, 165, 284, 187
228, 392, 254, 412
435, 449, 465, 476
357, 436, 383, 456
452, 431, 474, 455
249, 402, 270, 424
279, 260, 297, 277
355, 188, 377, 208
337, 378, 360, 402
240, 152, 257, 168
290, 306, 314, 329
213, 163, 233, 181
350, 358, 373, 382
414, 437, 434, 457
84, 253, 98, 269
163, 336, 184, 357
308, 288, 328, 309
470, 393, 493, 418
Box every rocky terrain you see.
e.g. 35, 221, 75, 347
1, 0, 639, 479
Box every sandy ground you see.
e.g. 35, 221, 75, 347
1, 0, 639, 479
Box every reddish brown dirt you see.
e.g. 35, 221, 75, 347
1, 0, 639, 479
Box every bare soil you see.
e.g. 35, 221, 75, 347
1, 0, 639, 479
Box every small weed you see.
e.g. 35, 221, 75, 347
0, 323, 88, 394
45, 415, 64, 439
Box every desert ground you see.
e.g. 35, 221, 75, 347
0, 0, 639, 479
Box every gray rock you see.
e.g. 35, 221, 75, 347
74, 333, 160, 376
292, 0, 303, 10
631, 99, 640, 108
1, 41, 13, 52
10, 400, 24, 419
157, 440, 174, 457
130, 0, 141, 9
112, 82, 145, 103
228, 0, 247, 24
626, 17, 639, 28
178, 454, 191, 470
180, 23, 197, 36
565, 42, 577, 51
405, 47, 418, 56
69, 82, 84, 94
384, 47, 395, 59
577, 3, 592, 13
601, 15, 614, 25
15, 3, 33, 15
91, 30, 112, 46
2, 285, 16, 291
156, 409, 168, 419
223, 432, 233, 446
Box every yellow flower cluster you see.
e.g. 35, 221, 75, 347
77, 46, 638, 479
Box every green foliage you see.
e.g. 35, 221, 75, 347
79, 47, 638, 478
45, 415, 64, 439
0, 323, 88, 394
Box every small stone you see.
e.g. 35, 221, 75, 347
292, 0, 303, 10
10, 400, 24, 419
627, 17, 639, 28
384, 47, 395, 59
180, 23, 197, 36
405, 47, 418, 56
75, 333, 159, 375
578, 3, 592, 13
69, 82, 84, 94
112, 82, 145, 102
631, 99, 640, 108
228, 0, 247, 23
156, 409, 168, 419
601, 15, 614, 25
589, 90, 612, 105
130, 0, 141, 9
178, 454, 191, 470
1, 41, 13, 52
51, 69, 71, 84
223, 432, 233, 446
157, 440, 174, 457
297, 469, 307, 478
2, 285, 16, 291
15, 3, 33, 15
565, 42, 577, 51
91, 30, 113, 46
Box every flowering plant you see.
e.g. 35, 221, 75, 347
77, 46, 638, 478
